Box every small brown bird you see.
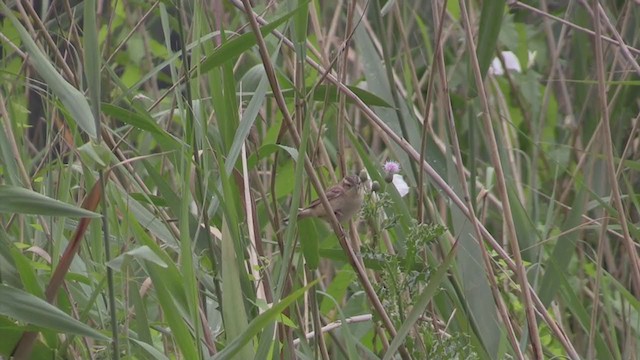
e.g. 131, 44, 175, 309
296, 175, 365, 223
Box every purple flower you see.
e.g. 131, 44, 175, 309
383, 161, 401, 174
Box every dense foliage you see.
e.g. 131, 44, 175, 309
1, 0, 639, 359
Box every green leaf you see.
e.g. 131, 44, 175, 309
476, 0, 505, 77
147, 263, 199, 359
225, 74, 269, 173
107, 246, 168, 271
10, 247, 44, 299
1, 1, 97, 138
0, 285, 109, 341
247, 144, 299, 169
214, 280, 318, 360
101, 103, 180, 148
220, 217, 254, 359
77, 142, 112, 169
0, 317, 54, 359
538, 187, 588, 306
320, 267, 356, 314
83, 0, 101, 135
299, 218, 320, 269
198, 0, 310, 75
130, 339, 171, 360
292, 0, 308, 44
0, 185, 100, 217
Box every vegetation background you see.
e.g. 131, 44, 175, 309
1, 0, 639, 359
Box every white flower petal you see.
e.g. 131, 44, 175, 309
489, 57, 504, 76
502, 51, 522, 72
392, 174, 410, 197
489, 51, 522, 76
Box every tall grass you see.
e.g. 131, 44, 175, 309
1, 0, 639, 359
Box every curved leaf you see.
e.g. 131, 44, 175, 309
0, 285, 109, 340
0, 185, 100, 217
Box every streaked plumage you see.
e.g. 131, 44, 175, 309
296, 175, 364, 223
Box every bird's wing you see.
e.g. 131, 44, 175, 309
304, 184, 344, 209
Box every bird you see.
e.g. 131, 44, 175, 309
294, 175, 365, 223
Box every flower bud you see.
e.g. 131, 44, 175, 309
384, 173, 394, 183
359, 169, 368, 183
